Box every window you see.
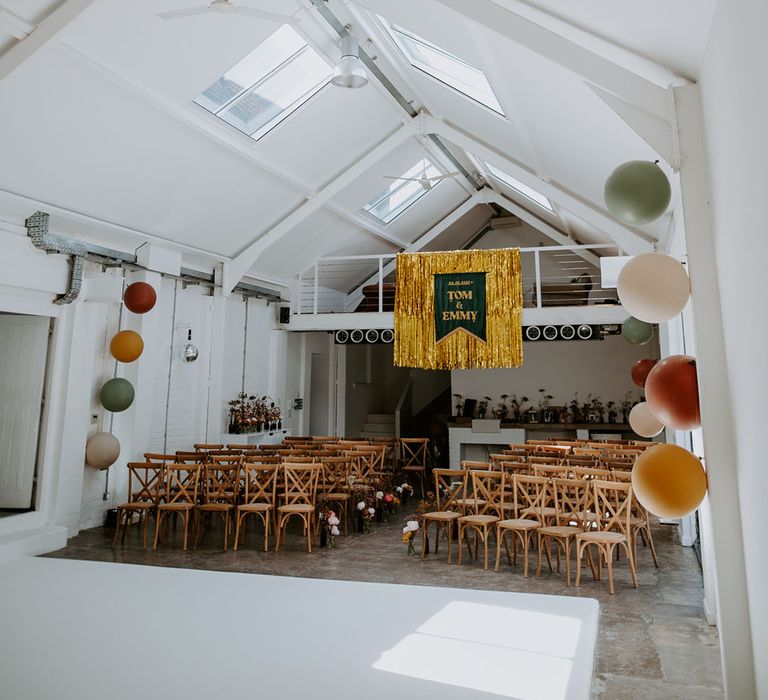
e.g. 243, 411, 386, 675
381, 19, 504, 115
364, 160, 442, 224
485, 163, 554, 212
195, 25, 331, 140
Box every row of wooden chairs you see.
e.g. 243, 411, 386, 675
421, 467, 655, 594
113, 451, 392, 553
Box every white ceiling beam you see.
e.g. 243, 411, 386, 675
324, 203, 406, 248
0, 0, 97, 83
0, 9, 34, 41
486, 190, 600, 267
425, 116, 655, 254
432, 0, 675, 121
345, 190, 486, 301
588, 83, 680, 170
224, 118, 421, 290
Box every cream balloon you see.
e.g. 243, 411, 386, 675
629, 402, 665, 438
85, 432, 121, 470
617, 253, 690, 323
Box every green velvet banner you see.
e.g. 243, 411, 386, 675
433, 272, 487, 343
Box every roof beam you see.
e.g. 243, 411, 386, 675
0, 0, 97, 83
486, 190, 600, 267
424, 116, 655, 254
345, 190, 487, 303
324, 203, 406, 248
432, 0, 675, 121
224, 118, 421, 290
0, 9, 34, 41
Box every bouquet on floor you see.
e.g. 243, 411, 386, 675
395, 482, 414, 505
318, 503, 340, 548
402, 520, 419, 556
356, 496, 376, 534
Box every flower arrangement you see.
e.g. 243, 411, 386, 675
395, 482, 414, 505
318, 504, 340, 548
227, 393, 281, 434
453, 394, 464, 417
402, 520, 419, 556
508, 394, 529, 422
357, 499, 376, 533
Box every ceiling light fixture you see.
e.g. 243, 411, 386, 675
331, 35, 368, 89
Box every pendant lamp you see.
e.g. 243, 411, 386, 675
331, 35, 368, 89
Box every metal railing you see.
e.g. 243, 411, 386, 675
294, 244, 620, 315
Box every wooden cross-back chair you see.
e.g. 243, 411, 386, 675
153, 464, 201, 551
194, 443, 224, 452
400, 437, 429, 497
571, 466, 612, 481
275, 463, 321, 553
143, 453, 177, 465
343, 450, 368, 485
113, 462, 164, 550
421, 469, 467, 564
280, 455, 316, 464
502, 448, 528, 461
352, 445, 385, 481
234, 464, 280, 551
494, 474, 550, 577
535, 478, 593, 585
457, 470, 504, 569
529, 455, 564, 466
194, 462, 241, 551
565, 455, 599, 467
319, 456, 353, 536
575, 480, 639, 594
311, 435, 339, 442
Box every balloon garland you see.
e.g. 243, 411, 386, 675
89, 280, 157, 468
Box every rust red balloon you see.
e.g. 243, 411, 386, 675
123, 281, 157, 314
631, 358, 658, 389
645, 355, 701, 431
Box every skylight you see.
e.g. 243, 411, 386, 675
381, 19, 504, 115
485, 163, 554, 212
194, 25, 331, 140
364, 160, 442, 224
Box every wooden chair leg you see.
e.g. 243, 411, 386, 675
606, 544, 615, 595
522, 531, 530, 577
421, 520, 429, 559
447, 521, 454, 564
457, 524, 464, 565
575, 540, 583, 587
624, 541, 639, 588
482, 526, 490, 570
494, 527, 503, 572
182, 511, 191, 551
153, 511, 164, 550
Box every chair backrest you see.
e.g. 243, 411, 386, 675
320, 456, 352, 490
498, 461, 531, 478
531, 444, 571, 455
433, 469, 467, 512
571, 466, 612, 481
508, 443, 537, 453
528, 455, 563, 465
460, 460, 491, 471
565, 456, 598, 467
551, 478, 591, 529
610, 469, 633, 483
226, 444, 253, 452
243, 453, 280, 465
512, 474, 551, 520
175, 451, 203, 464
212, 454, 244, 467
573, 447, 602, 457
143, 453, 177, 464
203, 463, 240, 503
241, 463, 280, 506
310, 435, 339, 442
592, 480, 633, 538
469, 470, 505, 517
532, 464, 568, 479
282, 463, 321, 507
194, 443, 224, 451
352, 445, 386, 479
400, 438, 429, 468
281, 455, 316, 464
164, 465, 201, 504
284, 436, 311, 443
343, 451, 367, 482
127, 462, 164, 505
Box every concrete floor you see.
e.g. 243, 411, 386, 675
47, 513, 723, 699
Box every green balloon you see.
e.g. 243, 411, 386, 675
604, 160, 671, 225
622, 316, 654, 345
100, 377, 135, 412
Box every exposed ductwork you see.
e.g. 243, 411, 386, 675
25, 210, 87, 304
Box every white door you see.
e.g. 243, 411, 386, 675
0, 314, 49, 509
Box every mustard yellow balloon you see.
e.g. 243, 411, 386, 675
110, 330, 144, 363
631, 443, 707, 518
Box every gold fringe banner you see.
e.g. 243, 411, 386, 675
394, 248, 523, 369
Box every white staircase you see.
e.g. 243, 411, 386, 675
360, 413, 396, 439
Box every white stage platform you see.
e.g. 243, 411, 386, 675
0, 557, 598, 700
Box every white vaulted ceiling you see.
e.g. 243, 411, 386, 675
0, 0, 714, 288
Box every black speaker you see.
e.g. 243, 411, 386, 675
279, 307, 290, 324
333, 329, 394, 344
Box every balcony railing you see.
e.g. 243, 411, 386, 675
294, 244, 620, 315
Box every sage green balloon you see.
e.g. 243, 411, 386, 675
622, 316, 654, 345
100, 377, 135, 412
604, 160, 672, 225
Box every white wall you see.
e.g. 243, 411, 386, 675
452, 335, 658, 414
700, 2, 768, 694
